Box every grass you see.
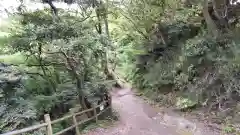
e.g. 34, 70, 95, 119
81, 109, 119, 134
222, 125, 235, 134
0, 32, 10, 37
0, 16, 17, 54
221, 124, 240, 135
0, 30, 11, 49
81, 118, 117, 134
0, 52, 26, 64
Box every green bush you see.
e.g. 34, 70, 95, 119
0, 8, 110, 133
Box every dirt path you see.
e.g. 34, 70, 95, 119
84, 88, 220, 135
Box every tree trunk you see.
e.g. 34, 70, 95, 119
46, 0, 58, 16
38, 44, 57, 92
103, 0, 112, 79
203, 0, 219, 37
95, 0, 114, 80
61, 52, 93, 118
212, 0, 229, 29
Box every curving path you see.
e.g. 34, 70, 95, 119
84, 88, 220, 135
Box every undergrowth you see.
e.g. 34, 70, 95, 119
112, 1, 240, 133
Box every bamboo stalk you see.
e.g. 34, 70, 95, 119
54, 125, 76, 135
70, 109, 81, 135
75, 108, 94, 116
93, 105, 98, 122
51, 114, 72, 124
0, 100, 111, 135
44, 114, 53, 135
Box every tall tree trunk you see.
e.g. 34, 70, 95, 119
103, 0, 112, 79
61, 52, 93, 118
101, 0, 113, 116
103, 0, 110, 39
203, 0, 219, 37
95, 0, 114, 80
212, 0, 229, 29
38, 44, 57, 92
46, 0, 58, 16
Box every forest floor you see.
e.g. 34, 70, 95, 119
83, 88, 222, 135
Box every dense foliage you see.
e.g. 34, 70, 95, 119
111, 0, 240, 132
1, 0, 240, 134
0, 5, 112, 134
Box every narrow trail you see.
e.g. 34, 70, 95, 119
84, 88, 220, 135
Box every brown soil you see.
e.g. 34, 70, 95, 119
83, 88, 221, 135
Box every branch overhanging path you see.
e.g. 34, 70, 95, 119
83, 88, 219, 135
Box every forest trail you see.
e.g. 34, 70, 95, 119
84, 88, 219, 135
